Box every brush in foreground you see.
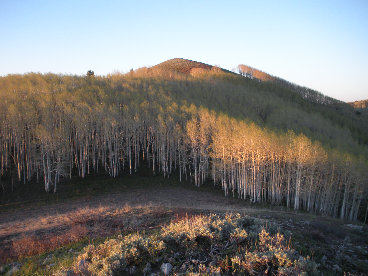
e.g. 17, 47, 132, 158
56, 213, 318, 275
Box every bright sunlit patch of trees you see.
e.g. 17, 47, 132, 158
0, 67, 367, 221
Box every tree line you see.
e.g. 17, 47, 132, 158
0, 71, 367, 221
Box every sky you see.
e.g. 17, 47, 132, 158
0, 0, 367, 102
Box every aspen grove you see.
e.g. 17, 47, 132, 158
0, 69, 367, 221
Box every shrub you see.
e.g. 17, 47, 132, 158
58, 213, 319, 275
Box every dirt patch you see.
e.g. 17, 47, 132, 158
0, 201, 198, 263
0, 186, 247, 263
0, 186, 257, 239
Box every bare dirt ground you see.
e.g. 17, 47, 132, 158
0, 186, 283, 240
0, 187, 248, 237
1, 184, 368, 274
0, 186, 260, 263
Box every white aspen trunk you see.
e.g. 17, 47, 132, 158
349, 188, 358, 221
307, 174, 314, 212
340, 180, 349, 219
251, 151, 256, 203
294, 164, 301, 210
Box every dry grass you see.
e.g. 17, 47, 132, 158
0, 186, 238, 264
12, 225, 88, 258
0, 203, 195, 264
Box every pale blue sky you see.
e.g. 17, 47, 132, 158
1, 0, 367, 101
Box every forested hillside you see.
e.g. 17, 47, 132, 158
0, 58, 367, 221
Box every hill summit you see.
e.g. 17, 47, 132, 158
150, 58, 276, 82
150, 58, 234, 76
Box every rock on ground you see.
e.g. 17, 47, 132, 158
160, 263, 173, 275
